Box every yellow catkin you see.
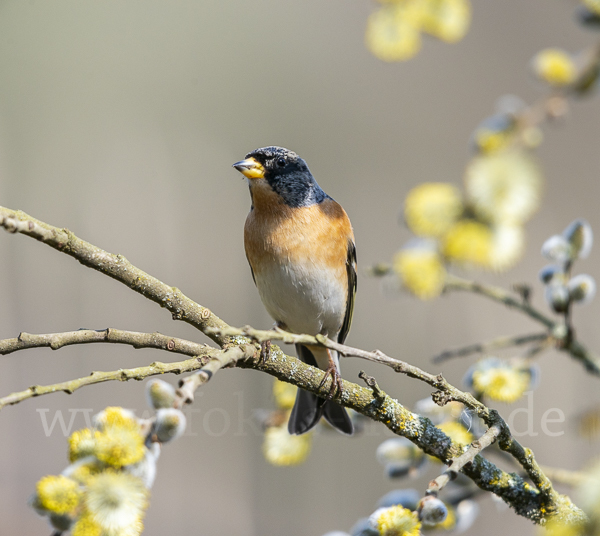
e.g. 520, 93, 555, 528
394, 247, 446, 299
443, 220, 492, 267
365, 5, 422, 62
263, 424, 312, 466
472, 365, 530, 403
273, 379, 297, 410
532, 49, 577, 86
420, 0, 471, 43
372, 505, 422, 536
68, 428, 99, 462
36, 475, 81, 515
404, 182, 463, 237
437, 421, 473, 446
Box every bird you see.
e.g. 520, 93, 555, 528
233, 146, 356, 435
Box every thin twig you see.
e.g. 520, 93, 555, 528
358, 370, 386, 402
0, 354, 219, 410
444, 274, 555, 328
427, 424, 502, 495
0, 328, 213, 357
538, 466, 586, 488
432, 332, 548, 363
445, 274, 600, 375
176, 345, 253, 405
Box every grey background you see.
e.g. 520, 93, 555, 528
1, 0, 599, 534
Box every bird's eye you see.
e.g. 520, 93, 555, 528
276, 157, 286, 168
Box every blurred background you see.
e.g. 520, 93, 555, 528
0, 0, 599, 534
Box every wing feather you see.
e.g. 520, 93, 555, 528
246, 256, 256, 285
338, 240, 357, 344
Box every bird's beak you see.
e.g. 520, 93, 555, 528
232, 157, 265, 179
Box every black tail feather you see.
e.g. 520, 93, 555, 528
288, 387, 323, 435
322, 399, 354, 435
288, 344, 354, 435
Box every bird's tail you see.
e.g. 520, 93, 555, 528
288, 344, 353, 435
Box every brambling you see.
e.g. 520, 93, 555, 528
233, 146, 356, 436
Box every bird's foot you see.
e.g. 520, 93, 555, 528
318, 363, 343, 401
258, 340, 271, 366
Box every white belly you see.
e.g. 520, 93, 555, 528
254, 259, 346, 338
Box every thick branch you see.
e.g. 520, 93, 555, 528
209, 325, 560, 506
237, 346, 584, 524
210, 326, 495, 419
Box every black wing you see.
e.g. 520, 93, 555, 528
338, 239, 357, 345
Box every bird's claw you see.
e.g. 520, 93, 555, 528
318, 364, 343, 401
258, 340, 271, 366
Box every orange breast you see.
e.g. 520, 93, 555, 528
244, 183, 354, 276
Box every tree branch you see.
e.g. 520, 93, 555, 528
445, 274, 600, 375
427, 424, 502, 495
237, 346, 584, 524
432, 332, 549, 363
0, 353, 219, 410
0, 207, 586, 524
0, 207, 233, 347
207, 324, 564, 509
0, 328, 213, 357
444, 274, 555, 328
176, 345, 253, 404
1, 329, 584, 522
539, 466, 586, 488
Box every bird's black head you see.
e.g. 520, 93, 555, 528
233, 146, 327, 208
